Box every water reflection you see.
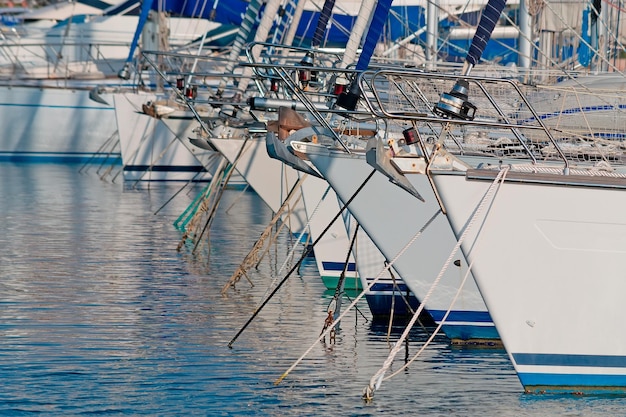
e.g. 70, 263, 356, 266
0, 163, 623, 415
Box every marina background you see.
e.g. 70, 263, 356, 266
0, 162, 624, 415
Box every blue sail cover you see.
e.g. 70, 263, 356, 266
578, 8, 592, 67
125, 0, 516, 61
103, 0, 141, 16
124, 0, 153, 63
182, 0, 247, 24
311, 0, 337, 48
0, 13, 24, 26
466, 0, 507, 65
335, 0, 394, 110
182, 0, 426, 48
355, 0, 394, 71
124, 0, 247, 63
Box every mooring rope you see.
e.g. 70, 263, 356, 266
176, 159, 229, 251
321, 223, 360, 345
275, 208, 442, 385
363, 166, 510, 401
382, 251, 478, 382
221, 174, 307, 295
228, 169, 377, 348
258, 182, 330, 304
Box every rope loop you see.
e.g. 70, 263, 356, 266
363, 166, 510, 401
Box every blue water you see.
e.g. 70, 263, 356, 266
1, 162, 624, 416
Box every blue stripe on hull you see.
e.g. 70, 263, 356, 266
514, 353, 626, 368
367, 282, 412, 293
293, 233, 310, 245
365, 293, 420, 319
0, 102, 115, 110
0, 153, 121, 164
429, 309, 499, 341
441, 324, 500, 341
124, 165, 207, 173
519, 373, 626, 393
321, 261, 357, 272
428, 309, 494, 323
513, 353, 626, 393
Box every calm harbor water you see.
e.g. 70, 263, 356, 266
1, 162, 624, 416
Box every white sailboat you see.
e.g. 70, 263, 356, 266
0, 0, 231, 163
290, 140, 498, 341
0, 78, 122, 163
429, 149, 626, 394
206, 132, 364, 292
351, 4, 626, 390
110, 0, 290, 181
111, 91, 221, 182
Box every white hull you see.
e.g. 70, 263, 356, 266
208, 135, 363, 291
0, 12, 223, 164
297, 170, 361, 291
292, 141, 498, 342
0, 84, 119, 163
208, 136, 309, 236
112, 92, 217, 182
431, 166, 626, 392
207, 132, 422, 310
346, 217, 421, 319
0, 15, 222, 75
212, 132, 422, 312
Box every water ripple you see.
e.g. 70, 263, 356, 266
0, 164, 624, 415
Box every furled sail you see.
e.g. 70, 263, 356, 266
214, 0, 262, 96
434, 0, 507, 120
119, 0, 247, 79
298, 0, 338, 80
118, 0, 153, 78
354, 0, 393, 72
311, 0, 337, 49
465, 0, 507, 69
335, 0, 394, 111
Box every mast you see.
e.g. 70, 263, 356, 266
340, 0, 377, 68
518, 0, 532, 71
426, 0, 439, 70
590, 0, 599, 71
233, 0, 285, 98
464, 0, 507, 75
215, 0, 263, 97
434, 0, 507, 120
336, 0, 395, 111
118, 0, 155, 79
312, 0, 337, 49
